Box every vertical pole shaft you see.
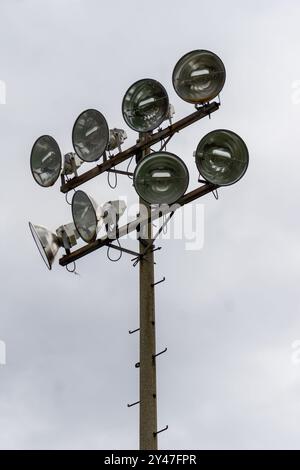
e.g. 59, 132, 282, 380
139, 133, 158, 450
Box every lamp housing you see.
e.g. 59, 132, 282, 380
122, 78, 169, 133
172, 50, 226, 104
133, 151, 189, 205
195, 129, 249, 186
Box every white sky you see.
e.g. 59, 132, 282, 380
1, 0, 300, 450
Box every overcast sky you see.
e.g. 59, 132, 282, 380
1, 0, 300, 450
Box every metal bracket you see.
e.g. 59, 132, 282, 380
127, 400, 140, 408
198, 176, 207, 184
212, 188, 219, 200
129, 327, 140, 335
153, 347, 167, 360
107, 243, 140, 258
137, 237, 148, 247
198, 175, 219, 200
131, 246, 161, 267
159, 133, 174, 152
151, 277, 165, 287
195, 102, 212, 119
153, 425, 168, 437
107, 168, 134, 177
151, 211, 174, 244
151, 246, 162, 253
131, 255, 156, 268
132, 212, 173, 267
60, 174, 66, 187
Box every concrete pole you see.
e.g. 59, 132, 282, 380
138, 133, 158, 450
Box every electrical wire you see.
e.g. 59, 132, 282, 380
107, 170, 118, 189
65, 188, 76, 205
66, 262, 79, 275
107, 237, 122, 262
126, 156, 134, 179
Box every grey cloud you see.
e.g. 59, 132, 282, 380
0, 0, 300, 449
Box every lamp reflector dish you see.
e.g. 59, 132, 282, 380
29, 222, 61, 270
122, 79, 169, 132
195, 129, 249, 186
30, 135, 62, 187
72, 190, 98, 243
72, 109, 109, 162
134, 151, 189, 204
172, 50, 226, 104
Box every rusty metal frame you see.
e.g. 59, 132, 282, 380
59, 182, 218, 267
60, 101, 220, 193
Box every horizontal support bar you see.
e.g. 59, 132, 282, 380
59, 182, 218, 267
107, 169, 134, 176
107, 243, 140, 257
60, 102, 220, 193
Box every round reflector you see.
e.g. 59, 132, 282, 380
30, 135, 62, 187
72, 190, 98, 243
72, 109, 109, 162
122, 79, 169, 132
195, 129, 249, 186
134, 151, 189, 204
172, 50, 226, 104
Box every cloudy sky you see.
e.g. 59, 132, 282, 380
1, 0, 300, 450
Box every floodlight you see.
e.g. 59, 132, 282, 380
122, 79, 169, 132
72, 110, 128, 162
102, 200, 127, 233
29, 222, 78, 270
30, 135, 62, 187
133, 151, 189, 204
72, 109, 110, 162
62, 152, 83, 176
72, 191, 127, 242
195, 129, 249, 186
72, 190, 102, 243
172, 50, 226, 104
108, 128, 128, 153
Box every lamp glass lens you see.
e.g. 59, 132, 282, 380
30, 135, 62, 187
72, 109, 109, 162
134, 152, 189, 204
122, 79, 169, 132
172, 50, 226, 104
72, 190, 97, 242
196, 129, 249, 186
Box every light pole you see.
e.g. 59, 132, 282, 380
138, 133, 158, 450
29, 49, 249, 450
